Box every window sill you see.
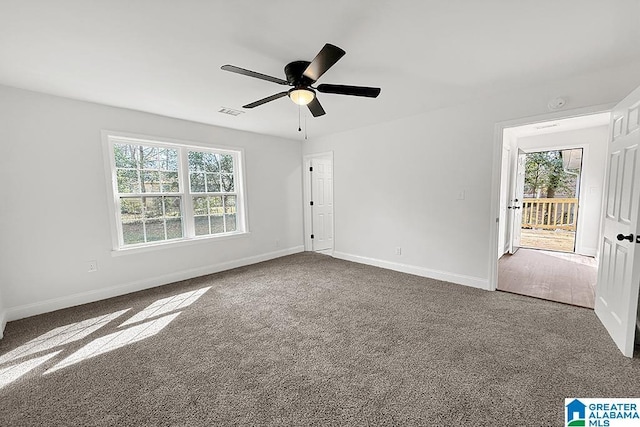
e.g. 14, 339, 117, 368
110, 231, 251, 257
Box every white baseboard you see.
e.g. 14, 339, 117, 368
576, 246, 597, 257
332, 252, 490, 290
5, 246, 304, 322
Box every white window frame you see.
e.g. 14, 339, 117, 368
102, 131, 248, 253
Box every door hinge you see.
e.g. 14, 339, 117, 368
309, 166, 313, 172
310, 234, 314, 239
310, 201, 314, 206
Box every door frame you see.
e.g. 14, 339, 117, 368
508, 149, 526, 255
488, 103, 614, 291
303, 151, 334, 252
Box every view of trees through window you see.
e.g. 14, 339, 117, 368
111, 140, 240, 247
115, 144, 183, 245
188, 151, 237, 236
524, 150, 579, 198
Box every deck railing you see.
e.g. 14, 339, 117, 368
521, 198, 578, 231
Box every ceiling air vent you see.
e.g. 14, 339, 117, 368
218, 107, 244, 116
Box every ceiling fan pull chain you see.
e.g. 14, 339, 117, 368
304, 115, 308, 140
298, 104, 302, 132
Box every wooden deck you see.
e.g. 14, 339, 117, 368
520, 228, 575, 253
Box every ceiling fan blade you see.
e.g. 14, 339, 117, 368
317, 84, 381, 98
243, 92, 289, 109
307, 97, 326, 117
303, 44, 346, 82
221, 65, 289, 85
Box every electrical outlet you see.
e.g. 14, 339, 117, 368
88, 260, 98, 273
395, 247, 402, 256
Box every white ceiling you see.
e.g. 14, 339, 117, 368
1, 0, 639, 141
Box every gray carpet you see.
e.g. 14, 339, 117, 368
0, 252, 638, 426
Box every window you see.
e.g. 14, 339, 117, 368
188, 151, 238, 236
104, 133, 246, 249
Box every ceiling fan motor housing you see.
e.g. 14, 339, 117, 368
285, 61, 314, 86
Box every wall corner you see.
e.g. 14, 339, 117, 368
0, 310, 6, 340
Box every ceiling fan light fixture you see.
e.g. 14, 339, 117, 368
289, 88, 315, 105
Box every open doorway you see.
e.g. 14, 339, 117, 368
519, 148, 582, 253
496, 112, 610, 308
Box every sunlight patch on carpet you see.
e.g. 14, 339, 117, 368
45, 312, 181, 374
119, 287, 211, 327
0, 351, 61, 389
0, 309, 130, 365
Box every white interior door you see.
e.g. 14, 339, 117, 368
595, 85, 640, 357
509, 149, 526, 254
498, 145, 512, 258
310, 157, 333, 251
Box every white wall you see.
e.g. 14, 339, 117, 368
0, 85, 304, 322
303, 61, 640, 289
515, 125, 608, 256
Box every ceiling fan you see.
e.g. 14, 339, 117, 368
221, 43, 381, 117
